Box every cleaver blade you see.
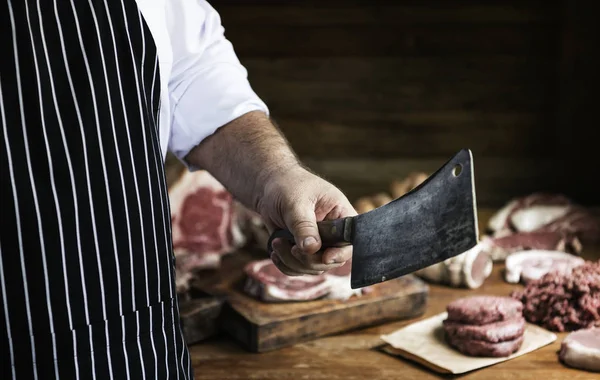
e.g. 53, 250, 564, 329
267, 148, 479, 289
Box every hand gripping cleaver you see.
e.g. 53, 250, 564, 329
267, 148, 479, 289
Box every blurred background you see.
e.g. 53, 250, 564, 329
165, 0, 598, 208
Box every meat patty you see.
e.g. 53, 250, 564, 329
443, 316, 525, 343
559, 328, 600, 372
446, 334, 524, 357
446, 296, 524, 325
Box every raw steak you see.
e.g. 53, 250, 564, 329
446, 334, 524, 357
559, 328, 600, 372
443, 317, 526, 343
169, 170, 247, 291
511, 260, 600, 332
483, 231, 582, 262
505, 250, 585, 284
243, 259, 331, 302
446, 296, 523, 325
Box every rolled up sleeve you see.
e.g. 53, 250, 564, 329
165, 0, 269, 167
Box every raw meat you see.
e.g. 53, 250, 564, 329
559, 328, 600, 372
445, 334, 524, 357
169, 170, 248, 292
443, 317, 525, 343
446, 296, 523, 325
511, 260, 600, 332
243, 259, 331, 302
487, 193, 571, 234
244, 258, 368, 302
505, 250, 585, 284
415, 241, 493, 289
322, 260, 364, 300
487, 193, 600, 245
483, 231, 582, 262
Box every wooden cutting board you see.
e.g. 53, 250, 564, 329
191, 249, 429, 352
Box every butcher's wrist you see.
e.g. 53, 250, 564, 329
253, 159, 303, 211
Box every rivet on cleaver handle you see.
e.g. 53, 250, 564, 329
266, 148, 479, 290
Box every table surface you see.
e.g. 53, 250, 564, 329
188, 209, 600, 380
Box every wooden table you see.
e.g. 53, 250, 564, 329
188, 210, 600, 380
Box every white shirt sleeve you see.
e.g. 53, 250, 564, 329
164, 0, 269, 165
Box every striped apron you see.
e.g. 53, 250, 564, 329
1, 0, 193, 378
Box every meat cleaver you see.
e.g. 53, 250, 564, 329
267, 148, 479, 289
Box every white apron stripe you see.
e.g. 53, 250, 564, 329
0, 211, 17, 379
121, 316, 132, 380
150, 56, 159, 127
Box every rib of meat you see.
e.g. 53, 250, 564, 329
487, 193, 600, 246
483, 232, 582, 262
243, 259, 331, 302
505, 250, 585, 284
443, 317, 525, 343
446, 296, 523, 325
169, 170, 247, 292
487, 193, 571, 234
559, 328, 600, 372
536, 207, 600, 245
511, 260, 600, 332
445, 334, 524, 357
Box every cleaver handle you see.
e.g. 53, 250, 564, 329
266, 217, 353, 254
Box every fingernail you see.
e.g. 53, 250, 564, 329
302, 237, 316, 249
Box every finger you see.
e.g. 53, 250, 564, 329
284, 204, 322, 255
272, 238, 324, 275
270, 251, 304, 276
290, 245, 344, 272
322, 246, 353, 265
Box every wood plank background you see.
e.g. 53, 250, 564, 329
166, 0, 599, 207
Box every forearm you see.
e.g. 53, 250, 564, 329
183, 110, 301, 211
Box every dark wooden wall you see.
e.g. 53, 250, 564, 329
171, 0, 599, 207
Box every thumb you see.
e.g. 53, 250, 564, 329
284, 204, 321, 255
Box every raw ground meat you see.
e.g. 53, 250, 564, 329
511, 260, 600, 332
446, 296, 524, 325
446, 334, 524, 357
559, 328, 600, 372
243, 259, 331, 302
443, 317, 525, 343
504, 250, 585, 284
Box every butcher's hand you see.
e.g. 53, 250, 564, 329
183, 111, 356, 276
257, 167, 357, 276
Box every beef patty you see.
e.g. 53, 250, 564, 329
443, 316, 525, 343
446, 334, 524, 357
446, 295, 523, 325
